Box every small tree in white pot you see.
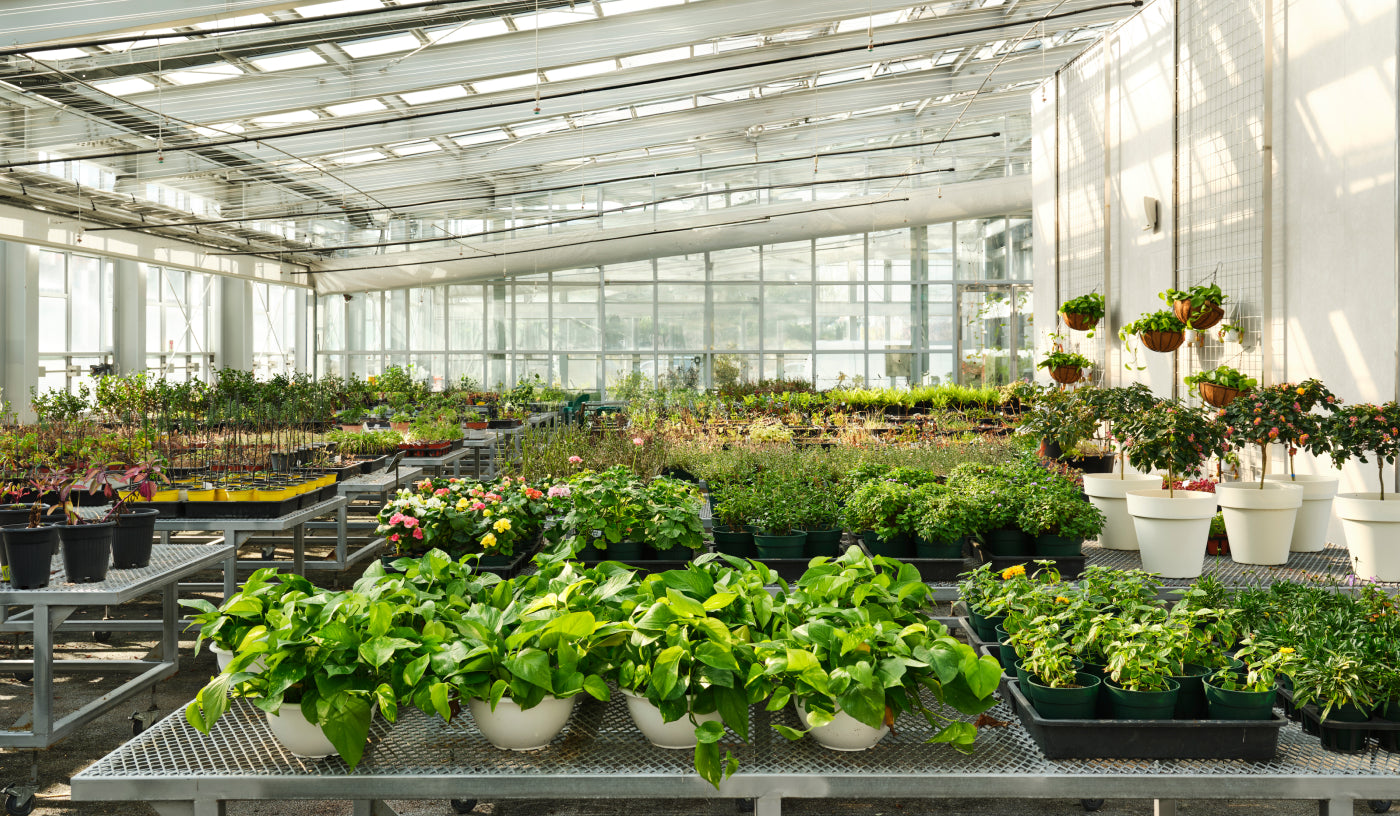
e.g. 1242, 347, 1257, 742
1328, 402, 1400, 582
1258, 379, 1342, 553
1216, 387, 1307, 566
1078, 384, 1161, 551
1121, 399, 1228, 579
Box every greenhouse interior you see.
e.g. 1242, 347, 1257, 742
0, 0, 1398, 815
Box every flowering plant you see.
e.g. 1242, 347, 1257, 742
377, 475, 559, 558
1120, 399, 1227, 495
1325, 402, 1400, 499
1220, 382, 1335, 488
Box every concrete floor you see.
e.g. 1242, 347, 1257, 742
0, 583, 1389, 816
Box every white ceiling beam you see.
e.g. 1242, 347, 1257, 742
0, 0, 296, 49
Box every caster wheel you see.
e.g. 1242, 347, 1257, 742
132, 718, 144, 736
450, 800, 477, 814
1368, 801, 1392, 813
1080, 799, 1105, 812
94, 630, 112, 643
5, 792, 35, 816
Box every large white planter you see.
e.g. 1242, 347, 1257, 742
1334, 493, 1400, 582
620, 689, 723, 749
265, 705, 337, 759
1083, 473, 1162, 551
1125, 489, 1217, 579
1264, 474, 1340, 552
469, 694, 576, 751
795, 701, 889, 751
1217, 481, 1304, 566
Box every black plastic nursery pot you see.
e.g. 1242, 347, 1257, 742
1203, 680, 1277, 721
58, 522, 115, 583
110, 507, 160, 569
1026, 673, 1101, 720
1033, 534, 1084, 558
1104, 678, 1180, 720
1318, 702, 1374, 753
1, 524, 57, 589
711, 525, 756, 558
915, 535, 964, 559
577, 539, 646, 561
754, 531, 805, 559
980, 527, 1033, 556
801, 528, 843, 557
0, 504, 29, 572
860, 530, 914, 558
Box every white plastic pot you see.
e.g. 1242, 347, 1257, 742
265, 705, 337, 759
1217, 481, 1303, 566
1082, 472, 1162, 551
469, 694, 576, 751
620, 688, 723, 749
1125, 489, 1217, 579
1263, 474, 1339, 552
794, 701, 888, 751
1334, 493, 1400, 582
212, 644, 233, 672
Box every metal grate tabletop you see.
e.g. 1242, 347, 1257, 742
0, 544, 232, 605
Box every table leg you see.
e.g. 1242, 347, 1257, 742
32, 603, 53, 743
150, 801, 226, 816
222, 530, 238, 601
293, 523, 305, 575
1319, 799, 1355, 816
162, 581, 179, 670
754, 793, 782, 816
1154, 800, 1177, 816
353, 801, 403, 816
337, 502, 349, 568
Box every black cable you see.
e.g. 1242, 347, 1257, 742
0, 1, 1140, 171
293, 199, 903, 275
205, 163, 959, 255
84, 131, 996, 233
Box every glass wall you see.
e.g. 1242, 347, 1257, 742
37, 249, 115, 395
146, 266, 214, 382
252, 281, 302, 380
316, 217, 1032, 393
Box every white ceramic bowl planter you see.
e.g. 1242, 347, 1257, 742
620, 689, 723, 749
265, 705, 337, 759
469, 694, 576, 751
1334, 493, 1400, 582
1083, 473, 1162, 551
1216, 481, 1304, 566
212, 644, 233, 672
1126, 489, 1216, 579
1263, 474, 1340, 552
794, 701, 889, 751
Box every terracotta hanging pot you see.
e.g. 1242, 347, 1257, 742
1140, 330, 1185, 353
1172, 299, 1224, 330
1198, 382, 1242, 408
1061, 312, 1099, 332
1050, 365, 1084, 385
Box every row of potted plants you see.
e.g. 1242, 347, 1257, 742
185, 548, 1003, 782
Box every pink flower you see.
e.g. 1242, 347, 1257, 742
401, 516, 418, 529
434, 488, 450, 497
412, 528, 424, 540
486, 493, 501, 502
548, 485, 572, 498
417, 479, 432, 490
471, 502, 486, 511
389, 513, 404, 525
632, 437, 644, 446
1268, 428, 1279, 439
568, 456, 583, 464
390, 533, 400, 542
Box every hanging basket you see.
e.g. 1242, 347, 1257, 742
1140, 330, 1186, 353
1198, 381, 1243, 408
1061, 312, 1099, 332
1172, 299, 1224, 330
1050, 365, 1084, 385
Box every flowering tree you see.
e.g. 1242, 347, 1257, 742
1220, 380, 1338, 488
1121, 399, 1228, 496
1326, 402, 1400, 500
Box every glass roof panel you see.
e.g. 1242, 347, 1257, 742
192, 14, 272, 30
546, 60, 617, 82
598, 0, 687, 15
472, 73, 539, 94
327, 150, 386, 165
635, 98, 694, 117
453, 129, 511, 146
27, 48, 88, 60
250, 51, 327, 72
388, 140, 443, 156
620, 47, 691, 69
426, 20, 511, 44
512, 8, 599, 30
99, 30, 188, 52
295, 0, 384, 18
93, 77, 156, 96
511, 117, 570, 137
252, 109, 321, 127
162, 63, 244, 86
325, 99, 389, 117
341, 33, 421, 58
400, 85, 470, 105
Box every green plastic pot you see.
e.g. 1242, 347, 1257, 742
754, 531, 806, 559
801, 528, 843, 557
967, 609, 1005, 643
916, 536, 963, 559
1027, 673, 1101, 720
1033, 534, 1084, 557
1016, 658, 1083, 690
580, 539, 645, 561
1168, 664, 1212, 719
981, 527, 1033, 557
1104, 678, 1180, 720
994, 627, 1017, 674
712, 525, 756, 558
1203, 679, 1277, 721
1318, 702, 1373, 753
861, 530, 913, 558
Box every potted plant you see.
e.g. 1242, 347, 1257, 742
49, 467, 116, 584
1038, 350, 1093, 385
0, 472, 64, 589
1161, 282, 1227, 330
793, 489, 843, 558
908, 483, 969, 559
1260, 380, 1341, 553
1018, 385, 1114, 472
390, 410, 413, 434
763, 550, 1001, 751
1121, 399, 1228, 578
750, 475, 807, 559
641, 475, 706, 558
1078, 385, 1163, 550
562, 466, 649, 561
1119, 311, 1188, 368
1021, 633, 1101, 720
1290, 647, 1382, 753
1203, 639, 1295, 720
710, 484, 756, 558
182, 567, 289, 670
1059, 292, 1105, 334
840, 478, 917, 558
1216, 322, 1246, 344
336, 407, 365, 432
1103, 620, 1184, 719
1017, 480, 1105, 558
1185, 365, 1256, 408
1216, 388, 1308, 566
1326, 402, 1400, 580
70, 455, 165, 569
1206, 512, 1229, 556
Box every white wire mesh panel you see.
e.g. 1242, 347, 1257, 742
1176, 0, 1266, 388
1057, 46, 1108, 380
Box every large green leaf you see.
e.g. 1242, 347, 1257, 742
666, 589, 707, 618
694, 642, 741, 673
320, 694, 373, 769
505, 649, 555, 691
651, 645, 685, 698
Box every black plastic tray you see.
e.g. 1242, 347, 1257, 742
1007, 680, 1285, 760
140, 501, 183, 519
978, 549, 1087, 579
183, 497, 301, 520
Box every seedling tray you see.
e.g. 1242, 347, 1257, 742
1007, 680, 1285, 760
184, 497, 301, 520
977, 549, 1087, 579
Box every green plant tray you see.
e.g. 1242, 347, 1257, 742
1007, 680, 1285, 760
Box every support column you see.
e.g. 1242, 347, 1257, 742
1, 241, 40, 423
113, 260, 147, 377
294, 288, 311, 374
219, 277, 253, 372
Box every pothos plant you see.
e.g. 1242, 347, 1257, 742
1161, 282, 1226, 326
757, 549, 1002, 750
1059, 292, 1106, 336
1118, 310, 1187, 370
1121, 399, 1228, 496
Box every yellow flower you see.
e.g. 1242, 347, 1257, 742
482, 509, 492, 517
1297, 387, 1306, 395
493, 518, 511, 533
1055, 596, 1070, 604
455, 498, 469, 511
1278, 647, 1295, 654
480, 532, 497, 549
1000, 564, 1026, 580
